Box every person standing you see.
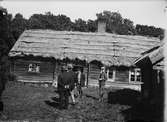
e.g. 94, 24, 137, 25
98, 66, 107, 102
57, 66, 69, 109
77, 68, 85, 98
66, 64, 77, 105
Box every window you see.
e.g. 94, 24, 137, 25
28, 63, 40, 73
129, 68, 141, 82
106, 68, 115, 82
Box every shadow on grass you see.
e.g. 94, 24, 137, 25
44, 100, 60, 109
108, 89, 141, 106
107, 89, 163, 122
51, 97, 60, 102
122, 100, 163, 122
85, 94, 99, 100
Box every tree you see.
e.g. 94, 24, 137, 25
55, 14, 72, 31
28, 12, 73, 31
118, 18, 136, 35
135, 24, 164, 40
28, 14, 46, 29
73, 18, 88, 32
0, 8, 15, 51
96, 10, 135, 35
87, 19, 97, 32
11, 13, 28, 40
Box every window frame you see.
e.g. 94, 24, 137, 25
28, 63, 40, 73
106, 68, 115, 82
129, 68, 141, 83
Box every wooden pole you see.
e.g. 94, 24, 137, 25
53, 62, 56, 81
87, 63, 89, 87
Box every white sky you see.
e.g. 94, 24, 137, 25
1, 0, 167, 29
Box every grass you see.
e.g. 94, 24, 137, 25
1, 81, 129, 122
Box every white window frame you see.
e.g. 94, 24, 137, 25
106, 69, 115, 82
28, 63, 40, 73
129, 68, 141, 83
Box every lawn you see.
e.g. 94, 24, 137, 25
2, 81, 129, 122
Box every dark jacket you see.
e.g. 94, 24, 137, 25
57, 70, 77, 92
67, 70, 77, 91
98, 72, 107, 82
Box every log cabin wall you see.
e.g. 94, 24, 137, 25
88, 63, 101, 80
13, 59, 54, 82
88, 64, 131, 84
115, 67, 129, 83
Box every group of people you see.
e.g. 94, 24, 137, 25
57, 64, 85, 109
57, 64, 108, 109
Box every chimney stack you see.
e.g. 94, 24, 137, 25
97, 18, 106, 33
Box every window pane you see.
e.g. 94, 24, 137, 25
109, 71, 113, 78
28, 63, 40, 73
136, 75, 141, 81
131, 75, 135, 81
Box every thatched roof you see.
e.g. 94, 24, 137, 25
9, 29, 161, 66
134, 43, 164, 68
153, 60, 164, 70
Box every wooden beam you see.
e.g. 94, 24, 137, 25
86, 63, 89, 87
53, 62, 56, 81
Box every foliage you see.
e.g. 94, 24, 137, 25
87, 19, 97, 32
11, 13, 28, 40
0, 8, 15, 86
0, 9, 15, 52
28, 12, 73, 31
96, 10, 136, 35
72, 18, 88, 32
136, 24, 164, 40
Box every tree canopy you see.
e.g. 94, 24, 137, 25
0, 8, 15, 53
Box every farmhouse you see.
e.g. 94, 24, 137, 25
9, 21, 161, 88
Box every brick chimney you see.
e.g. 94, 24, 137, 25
97, 18, 106, 33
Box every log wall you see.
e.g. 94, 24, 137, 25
13, 59, 54, 82
115, 68, 129, 82
88, 63, 101, 80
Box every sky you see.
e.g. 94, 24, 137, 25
0, 0, 167, 29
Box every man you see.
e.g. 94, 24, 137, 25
98, 66, 107, 102
66, 64, 77, 105
57, 65, 72, 109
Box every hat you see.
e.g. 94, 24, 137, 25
101, 66, 105, 70
67, 64, 73, 69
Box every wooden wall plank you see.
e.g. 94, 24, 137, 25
115, 68, 129, 82
14, 59, 54, 82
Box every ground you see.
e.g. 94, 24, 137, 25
2, 81, 129, 122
